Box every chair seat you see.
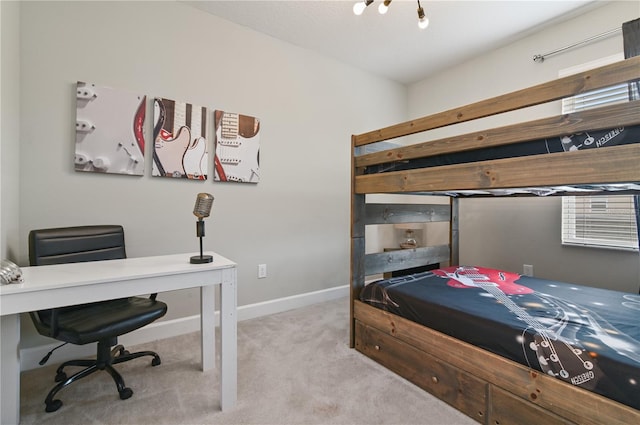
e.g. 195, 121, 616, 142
40, 298, 167, 345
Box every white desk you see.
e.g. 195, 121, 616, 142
0, 252, 237, 424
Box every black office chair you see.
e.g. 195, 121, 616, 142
28, 225, 168, 413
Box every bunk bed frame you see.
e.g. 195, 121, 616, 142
350, 56, 640, 425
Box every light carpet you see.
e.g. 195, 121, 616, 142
19, 297, 475, 424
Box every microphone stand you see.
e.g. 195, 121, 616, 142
190, 218, 213, 264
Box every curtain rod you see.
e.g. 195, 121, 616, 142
533, 27, 621, 63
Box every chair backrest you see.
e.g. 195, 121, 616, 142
28, 225, 128, 336
29, 225, 126, 266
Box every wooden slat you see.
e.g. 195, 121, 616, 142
355, 100, 640, 168
364, 245, 449, 275
355, 144, 640, 194
353, 56, 640, 147
354, 300, 640, 425
364, 203, 450, 225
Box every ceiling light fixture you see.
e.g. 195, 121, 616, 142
353, 0, 373, 16
353, 1, 429, 30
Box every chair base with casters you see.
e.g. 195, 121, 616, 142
44, 337, 161, 412
28, 225, 168, 413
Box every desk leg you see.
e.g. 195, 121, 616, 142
220, 267, 237, 411
200, 285, 215, 371
1, 314, 21, 425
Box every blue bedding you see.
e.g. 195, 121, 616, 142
360, 266, 640, 409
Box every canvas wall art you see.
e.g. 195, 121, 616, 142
75, 82, 146, 175
153, 98, 208, 180
213, 110, 261, 183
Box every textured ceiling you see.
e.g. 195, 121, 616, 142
184, 0, 604, 85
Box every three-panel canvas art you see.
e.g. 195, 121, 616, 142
75, 81, 261, 184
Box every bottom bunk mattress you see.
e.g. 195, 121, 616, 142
359, 266, 640, 410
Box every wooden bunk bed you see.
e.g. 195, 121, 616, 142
350, 56, 640, 425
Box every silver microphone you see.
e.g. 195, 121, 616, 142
190, 193, 214, 264
193, 193, 214, 219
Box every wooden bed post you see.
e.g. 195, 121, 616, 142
351, 135, 365, 348
450, 197, 459, 266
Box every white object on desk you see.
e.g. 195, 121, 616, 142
0, 252, 237, 424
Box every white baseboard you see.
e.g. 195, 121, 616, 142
20, 284, 348, 371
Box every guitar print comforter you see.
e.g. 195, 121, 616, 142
360, 266, 640, 409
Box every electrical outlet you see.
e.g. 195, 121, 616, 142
258, 264, 267, 279
523, 264, 533, 277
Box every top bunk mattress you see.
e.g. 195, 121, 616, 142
359, 266, 640, 409
363, 124, 640, 173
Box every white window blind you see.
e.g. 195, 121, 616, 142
562, 196, 638, 250
561, 84, 630, 112
560, 54, 638, 252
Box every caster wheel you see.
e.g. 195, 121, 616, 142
119, 387, 133, 400
114, 346, 129, 357
151, 356, 161, 366
55, 372, 67, 382
45, 399, 63, 412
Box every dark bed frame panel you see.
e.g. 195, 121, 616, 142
350, 57, 640, 425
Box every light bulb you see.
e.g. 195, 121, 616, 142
379, 0, 391, 14
417, 5, 429, 29
353, 2, 365, 15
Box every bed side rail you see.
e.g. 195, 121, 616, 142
363, 203, 450, 225
365, 245, 450, 276
355, 143, 640, 194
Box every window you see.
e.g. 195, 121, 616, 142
560, 54, 639, 251
562, 196, 638, 251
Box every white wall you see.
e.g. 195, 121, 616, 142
0, 0, 21, 262
408, 1, 640, 293
8, 1, 407, 348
